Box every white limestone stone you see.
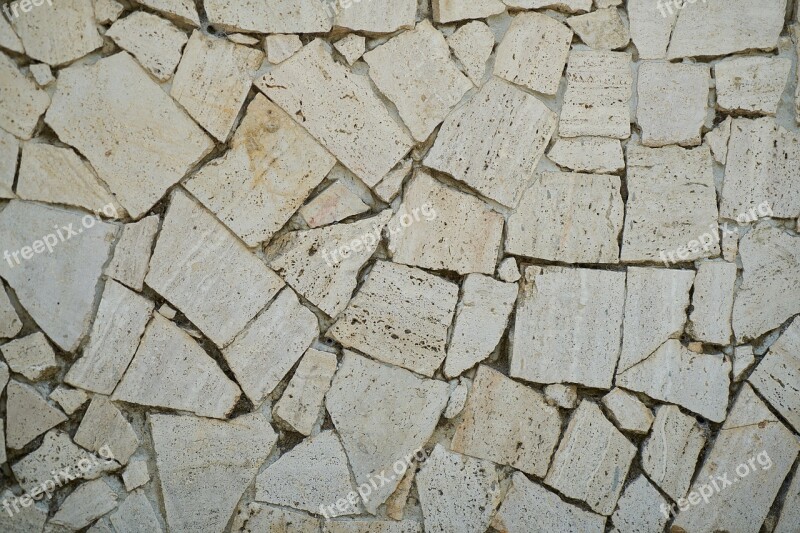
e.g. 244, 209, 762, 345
65, 280, 154, 395
324, 521, 422, 533
50, 479, 118, 530
333, 34, 365, 65
299, 180, 369, 228
0, 201, 117, 351
232, 503, 320, 532
443, 379, 470, 419
494, 12, 572, 95
749, 317, 800, 432
610, 475, 669, 533
0, 488, 47, 532
49, 386, 89, 415
137, 0, 200, 26
145, 190, 284, 347
385, 463, 416, 520
1, 332, 57, 381
74, 396, 139, 465
265, 34, 302, 64
547, 137, 625, 173
0, 52, 50, 140
334, 0, 416, 33
373, 159, 411, 203
432, 0, 505, 23
328, 261, 458, 377
616, 340, 731, 422
106, 12, 189, 82
6, 380, 68, 449
444, 274, 516, 378
447, 21, 494, 86
109, 490, 163, 533
0, 128, 18, 198
206, 0, 331, 33
706, 116, 732, 164
326, 352, 449, 513
388, 170, 504, 275
776, 466, 800, 533
641, 404, 706, 501
732, 345, 756, 381
506, 171, 623, 263
0, 14, 23, 54
273, 348, 337, 435
112, 314, 241, 418
511, 266, 625, 389
104, 216, 159, 292
157, 304, 176, 320
601, 388, 653, 434
504, 0, 590, 10
715, 56, 791, 115
496, 258, 520, 283
122, 460, 150, 491
544, 383, 578, 409
544, 401, 636, 515
44, 53, 214, 218
452, 365, 562, 477
0, 361, 8, 393
94, 0, 124, 24
688, 261, 737, 345
559, 50, 632, 139
257, 40, 413, 186
566, 7, 629, 50
150, 412, 277, 532
28, 64, 53, 86
228, 33, 260, 45
223, 287, 319, 406
637, 61, 710, 147
424, 77, 557, 207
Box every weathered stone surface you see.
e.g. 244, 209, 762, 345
641, 404, 706, 501
610, 475, 669, 533
268, 211, 392, 318
0, 202, 116, 351
0, 128, 18, 198
326, 352, 448, 513
324, 521, 422, 533
273, 348, 338, 435
50, 386, 89, 415
0, 15, 23, 54
109, 490, 163, 533
334, 0, 416, 33
417, 444, 500, 533
6, 380, 68, 449
333, 34, 365, 65
328, 261, 458, 376
51, 479, 118, 530
496, 258, 520, 283
122, 460, 150, 491
444, 378, 470, 419
621, 144, 719, 263
265, 34, 302, 64
255, 430, 359, 515
506, 172, 623, 263
145, 190, 284, 347
448, 21, 494, 86
424, 77, 557, 207
28, 64, 53, 86
137, 0, 200, 26
715, 56, 790, 115
257, 40, 413, 186
0, 488, 47, 532
74, 396, 139, 465
673, 384, 800, 532
776, 466, 800, 533
567, 7, 629, 50
374, 160, 411, 203
627, 0, 677, 59
503, 0, 591, 11
706, 115, 732, 164
104, 216, 159, 292
544, 383, 578, 409
547, 137, 624, 173
223, 288, 318, 406
560, 50, 632, 138
112, 314, 241, 418
45, 53, 214, 218
688, 261, 737, 345
206, 0, 331, 33
0, 360, 8, 393
601, 388, 653, 434
1, 332, 57, 381
106, 12, 188, 82
452, 366, 562, 477
95, 0, 124, 24
432, 0, 505, 23
749, 317, 800, 432
667, 0, 785, 59
0, 52, 50, 140
151, 412, 276, 532
616, 340, 730, 422
299, 180, 369, 228
231, 503, 320, 532
545, 401, 636, 515
732, 345, 756, 381
733, 226, 800, 340
388, 171, 504, 275
618, 267, 694, 374
65, 280, 154, 395
494, 12, 572, 94
444, 274, 516, 378
511, 266, 625, 389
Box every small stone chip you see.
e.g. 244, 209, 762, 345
0, 129, 18, 199
137, 0, 200, 26
0, 332, 57, 381
74, 396, 139, 465
333, 34, 366, 65
447, 21, 494, 86
51, 478, 119, 530
566, 7, 630, 50
544, 384, 578, 409
688, 261, 737, 345
299, 180, 370, 228
601, 388, 654, 434
6, 380, 68, 449
50, 386, 89, 415
610, 475, 669, 533
106, 12, 189, 82
122, 460, 150, 491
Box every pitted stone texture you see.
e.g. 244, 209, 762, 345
601, 388, 653, 434
432, 0, 505, 23
0, 129, 18, 198
106, 12, 188, 82
206, 0, 331, 33
334, 0, 416, 34
504, 0, 590, 10
265, 34, 302, 64
544, 384, 578, 409
610, 475, 669, 533
715, 56, 791, 115
299, 180, 369, 228
324, 521, 422, 533
333, 34, 365, 66
444, 379, 470, 418
1, 332, 57, 381
776, 466, 800, 533
0, 52, 50, 140
447, 21, 494, 86
452, 366, 562, 477
231, 503, 320, 532
547, 137, 624, 173
109, 490, 163, 533
511, 266, 625, 389
566, 7, 630, 50
627, 0, 677, 59
496, 258, 520, 282
137, 0, 200, 26
50, 386, 88, 415
688, 261, 737, 345
0, 488, 46, 532
95, 0, 124, 23
373, 159, 410, 203
6, 380, 68, 449
424, 77, 556, 208
706, 116, 732, 164
50, 478, 119, 530
104, 216, 160, 292
273, 348, 338, 435
74, 396, 139, 465
122, 460, 150, 492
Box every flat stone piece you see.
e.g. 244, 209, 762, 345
326, 352, 449, 513
95, 0, 125, 24
74, 396, 139, 465
616, 339, 730, 422
637, 61, 709, 147
333, 34, 366, 65
601, 388, 653, 434
6, 380, 68, 449
65, 280, 154, 395
733, 226, 800, 340
417, 444, 500, 533
641, 404, 706, 501
327, 261, 458, 376
185, 94, 335, 246
0, 15, 23, 54
688, 261, 737, 345
45, 53, 214, 218
109, 490, 163, 533
627, 0, 677, 59
104, 216, 160, 292
27, 65, 53, 88
496, 257, 520, 282
673, 384, 800, 532
257, 40, 413, 186
374, 159, 411, 203
334, 0, 416, 33
715, 56, 790, 115
444, 378, 470, 418
112, 313, 242, 418
223, 287, 319, 406
1, 332, 57, 381
273, 348, 338, 435
447, 21, 494, 86
567, 7, 629, 50
444, 274, 516, 378
749, 316, 800, 432
503, 0, 591, 11
493, 472, 605, 533
618, 267, 694, 374
706, 115, 732, 164
0, 201, 116, 351
388, 170, 504, 275
0, 488, 47, 533
621, 144, 719, 263
268, 210, 393, 318
547, 136, 624, 173
776, 466, 800, 533
137, 0, 200, 26
145, 190, 284, 347
151, 412, 277, 532
506, 171, 623, 263
265, 34, 302, 64
452, 366, 562, 477
424, 77, 557, 208
51, 479, 119, 530
232, 503, 320, 532
559, 50, 632, 139
0, 361, 7, 393
610, 475, 669, 533
667, 0, 785, 58
494, 12, 572, 95
122, 460, 150, 491
205, 0, 331, 33
544, 383, 578, 409
544, 401, 636, 515
0, 128, 18, 198
255, 430, 359, 515
0, 52, 50, 140
324, 521, 422, 533
299, 180, 369, 228
510, 266, 625, 389
432, 0, 505, 23
106, 12, 189, 82
732, 345, 756, 381
10, 0, 102, 66
50, 386, 89, 415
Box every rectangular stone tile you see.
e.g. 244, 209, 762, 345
715, 56, 791, 115
687, 261, 737, 345
104, 216, 160, 292
273, 348, 338, 435
205, 0, 332, 33
546, 136, 624, 173
106, 11, 189, 82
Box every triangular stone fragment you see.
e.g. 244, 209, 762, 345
74, 396, 139, 465
50, 478, 119, 530
6, 380, 68, 449
447, 21, 494, 86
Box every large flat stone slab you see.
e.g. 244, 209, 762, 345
432, 0, 505, 23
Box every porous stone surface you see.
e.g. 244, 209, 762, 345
610, 475, 669, 533
547, 136, 625, 173
601, 388, 654, 434
0, 52, 50, 139
273, 348, 338, 435
205, 0, 329, 33
566, 7, 630, 50
0, 332, 57, 381
265, 34, 303, 64
6, 380, 68, 449
104, 216, 160, 292
447, 21, 494, 86
715, 55, 791, 115
432, 0, 505, 23
688, 261, 737, 345
106, 12, 188, 82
